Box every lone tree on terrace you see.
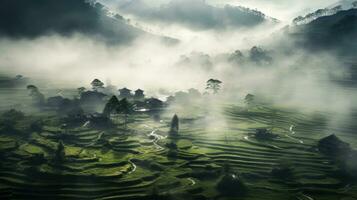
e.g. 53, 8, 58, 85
206, 79, 222, 94
54, 140, 65, 164
170, 114, 179, 135
117, 98, 133, 129
26, 85, 45, 106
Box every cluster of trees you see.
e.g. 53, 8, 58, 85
253, 128, 277, 140
0, 109, 24, 133
177, 52, 213, 70
0, 109, 43, 135
24, 78, 167, 128
164, 79, 223, 106
102, 96, 133, 128
292, 5, 348, 25
215, 163, 247, 197
228, 46, 273, 66
88, 79, 145, 100
26, 84, 84, 117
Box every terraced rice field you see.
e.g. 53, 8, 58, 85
0, 103, 357, 199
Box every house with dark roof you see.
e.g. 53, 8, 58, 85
134, 89, 145, 100
118, 88, 132, 99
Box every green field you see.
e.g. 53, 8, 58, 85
1, 89, 357, 200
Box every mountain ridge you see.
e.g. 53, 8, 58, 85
114, 0, 278, 30
0, 0, 178, 44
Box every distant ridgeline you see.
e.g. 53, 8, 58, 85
116, 0, 278, 30
0, 75, 28, 88
287, 5, 357, 85
289, 8, 357, 59
0, 0, 144, 44
293, 1, 357, 25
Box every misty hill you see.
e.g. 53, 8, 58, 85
116, 0, 278, 30
0, 0, 146, 44
292, 0, 357, 25
290, 9, 357, 58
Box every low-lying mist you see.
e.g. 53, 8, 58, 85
0, 22, 355, 121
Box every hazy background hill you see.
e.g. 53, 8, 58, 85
0, 0, 146, 44
112, 0, 278, 30
290, 9, 357, 58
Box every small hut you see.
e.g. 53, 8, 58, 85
134, 89, 145, 100
119, 88, 132, 99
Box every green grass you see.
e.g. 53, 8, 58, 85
0, 102, 357, 199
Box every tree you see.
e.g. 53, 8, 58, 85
331, 5, 342, 13
271, 161, 294, 180
103, 96, 120, 117
244, 94, 255, 105
26, 85, 45, 106
27, 85, 40, 96
30, 120, 43, 133
117, 98, 133, 129
228, 50, 245, 63
249, 46, 272, 65
206, 79, 222, 94
292, 16, 304, 25
1, 109, 25, 121
0, 109, 25, 133
54, 140, 65, 163
91, 79, 104, 91
353, 1, 357, 8
77, 87, 86, 96
170, 114, 179, 135
15, 75, 23, 80
216, 173, 247, 196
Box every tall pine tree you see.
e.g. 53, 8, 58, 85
103, 96, 120, 117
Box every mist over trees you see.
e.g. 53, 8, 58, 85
27, 85, 45, 107
0, 1, 357, 199
206, 79, 222, 94
289, 9, 357, 58
115, 0, 277, 30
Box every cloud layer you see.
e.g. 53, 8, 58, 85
0, 0, 356, 118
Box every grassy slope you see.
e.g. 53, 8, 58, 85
0, 102, 357, 199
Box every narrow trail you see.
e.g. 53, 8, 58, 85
286, 125, 304, 144
148, 129, 167, 150
82, 121, 90, 127
187, 178, 196, 186
78, 132, 104, 156
289, 125, 296, 134
127, 158, 137, 174
243, 135, 283, 150
297, 193, 315, 200
143, 124, 167, 151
